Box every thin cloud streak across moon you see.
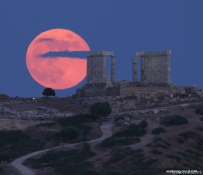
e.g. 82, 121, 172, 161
26, 29, 90, 90
40, 51, 90, 59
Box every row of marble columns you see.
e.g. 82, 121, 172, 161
86, 54, 116, 84
132, 51, 172, 84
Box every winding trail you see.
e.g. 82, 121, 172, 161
11, 120, 114, 175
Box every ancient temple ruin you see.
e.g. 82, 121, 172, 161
86, 51, 116, 83
76, 50, 185, 97
132, 50, 171, 84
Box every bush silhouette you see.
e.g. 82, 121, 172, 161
138, 120, 148, 128
151, 127, 165, 135
109, 152, 125, 163
150, 149, 163, 155
179, 131, 197, 140
0, 151, 11, 161
160, 115, 188, 125
60, 126, 79, 140
42, 87, 55, 98
79, 170, 100, 175
56, 114, 95, 127
113, 123, 146, 138
82, 143, 91, 152
90, 101, 112, 118
176, 136, 185, 144
101, 137, 140, 148
195, 107, 203, 115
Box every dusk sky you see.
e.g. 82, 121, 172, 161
0, 1, 203, 97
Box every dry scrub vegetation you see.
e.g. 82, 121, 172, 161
18, 105, 203, 174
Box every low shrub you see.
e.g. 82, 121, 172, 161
109, 152, 125, 163
0, 151, 11, 161
82, 143, 91, 152
151, 127, 165, 135
183, 163, 198, 170
134, 149, 144, 154
195, 126, 203, 131
55, 161, 91, 174
185, 149, 201, 157
113, 128, 146, 137
74, 150, 96, 162
176, 136, 185, 144
201, 117, 203, 121
90, 101, 112, 118
166, 154, 181, 163
36, 122, 56, 127
128, 123, 138, 130
150, 149, 163, 155
153, 142, 169, 149
138, 120, 148, 128
0, 130, 30, 144
153, 137, 171, 146
160, 115, 188, 125
195, 108, 203, 115
147, 137, 171, 149
140, 158, 158, 167
0, 167, 3, 172
55, 114, 95, 127
81, 124, 92, 137
26, 146, 96, 174
177, 151, 203, 170
9, 139, 45, 159
40, 151, 62, 163
79, 170, 100, 175
106, 172, 123, 175
113, 123, 146, 138
115, 121, 124, 127
101, 137, 140, 148
60, 126, 79, 140
179, 131, 197, 140
115, 116, 125, 122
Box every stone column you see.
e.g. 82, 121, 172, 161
86, 56, 90, 83
144, 57, 147, 82
156, 56, 160, 83
111, 55, 116, 82
147, 57, 152, 83
90, 56, 94, 83
88, 56, 92, 83
166, 55, 171, 84
102, 55, 107, 83
141, 57, 144, 82
150, 57, 154, 83
145, 57, 150, 83
132, 55, 138, 82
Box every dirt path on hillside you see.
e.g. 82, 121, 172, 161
11, 120, 113, 175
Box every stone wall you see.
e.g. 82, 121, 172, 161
106, 87, 120, 96
72, 87, 202, 113
120, 86, 185, 97
76, 81, 185, 98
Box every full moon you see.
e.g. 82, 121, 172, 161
26, 29, 90, 89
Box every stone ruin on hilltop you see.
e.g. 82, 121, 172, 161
76, 50, 185, 97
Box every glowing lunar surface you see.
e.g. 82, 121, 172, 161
26, 29, 90, 89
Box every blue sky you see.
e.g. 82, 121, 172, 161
0, 0, 203, 97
